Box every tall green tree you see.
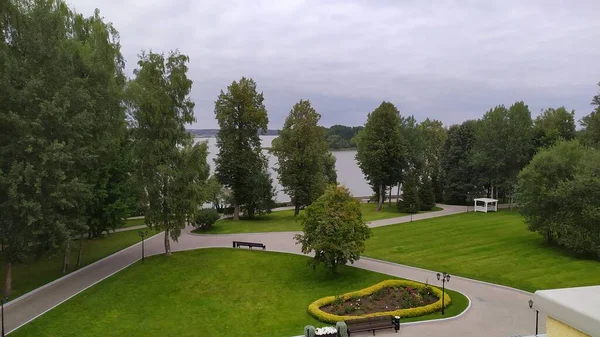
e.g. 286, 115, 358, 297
580, 82, 600, 149
397, 172, 420, 213
355, 102, 406, 211
324, 152, 338, 185
0, 0, 131, 293
418, 175, 435, 211
272, 100, 329, 216
472, 102, 533, 206
440, 121, 479, 204
294, 185, 371, 272
417, 118, 447, 202
532, 107, 576, 150
127, 51, 209, 255
214, 77, 271, 220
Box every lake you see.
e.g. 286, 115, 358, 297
197, 135, 392, 202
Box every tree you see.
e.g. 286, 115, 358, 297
355, 102, 406, 211
532, 107, 576, 150
472, 102, 533, 206
205, 175, 225, 211
517, 140, 599, 255
417, 118, 447, 202
580, 83, 600, 149
272, 100, 330, 216
0, 0, 129, 292
397, 172, 420, 213
419, 175, 436, 211
324, 152, 338, 185
294, 185, 371, 272
214, 77, 270, 220
440, 121, 479, 204
242, 166, 275, 218
127, 50, 209, 255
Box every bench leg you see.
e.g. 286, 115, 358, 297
263, 246, 266, 250
372, 330, 375, 336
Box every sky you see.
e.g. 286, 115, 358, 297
66, 0, 600, 129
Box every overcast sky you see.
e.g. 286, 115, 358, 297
67, 0, 600, 129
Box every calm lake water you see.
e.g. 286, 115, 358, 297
197, 135, 382, 202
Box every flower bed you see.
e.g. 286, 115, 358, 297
308, 280, 451, 323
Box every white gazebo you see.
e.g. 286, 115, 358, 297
474, 198, 498, 213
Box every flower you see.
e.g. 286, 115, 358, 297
315, 326, 337, 336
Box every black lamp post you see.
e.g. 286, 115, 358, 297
2, 295, 7, 337
528, 299, 539, 336
138, 229, 149, 261
436, 272, 450, 315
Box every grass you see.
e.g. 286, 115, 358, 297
364, 210, 600, 292
0, 229, 159, 300
12, 248, 468, 337
122, 217, 146, 228
196, 204, 442, 234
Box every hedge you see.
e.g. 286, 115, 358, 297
307, 279, 451, 323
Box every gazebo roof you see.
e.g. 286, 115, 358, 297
473, 198, 498, 202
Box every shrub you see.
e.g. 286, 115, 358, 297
307, 280, 451, 324
193, 208, 220, 230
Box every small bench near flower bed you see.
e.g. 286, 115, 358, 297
345, 315, 399, 336
232, 240, 266, 250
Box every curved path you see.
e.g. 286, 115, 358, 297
5, 205, 546, 337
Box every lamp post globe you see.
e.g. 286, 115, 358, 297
528, 299, 533, 309
436, 273, 441, 280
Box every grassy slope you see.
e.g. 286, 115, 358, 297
13, 249, 467, 337
364, 211, 600, 292
0, 229, 158, 300
199, 204, 442, 234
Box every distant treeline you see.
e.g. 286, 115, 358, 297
188, 125, 363, 150
319, 125, 363, 149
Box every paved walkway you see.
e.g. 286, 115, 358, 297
5, 204, 545, 336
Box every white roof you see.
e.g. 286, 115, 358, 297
473, 198, 498, 202
533, 286, 600, 336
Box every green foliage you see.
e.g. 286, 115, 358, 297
324, 152, 338, 185
418, 175, 435, 211
397, 173, 420, 213
532, 107, 576, 150
295, 185, 371, 272
472, 102, 533, 198
214, 77, 271, 220
205, 175, 228, 211
580, 84, 600, 149
127, 50, 209, 254
272, 100, 329, 215
193, 209, 221, 231
440, 121, 479, 204
241, 167, 276, 218
517, 140, 600, 257
355, 102, 406, 210
324, 125, 363, 149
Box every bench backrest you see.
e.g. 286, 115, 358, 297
346, 315, 392, 327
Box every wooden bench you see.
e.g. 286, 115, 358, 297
232, 241, 266, 250
345, 315, 399, 336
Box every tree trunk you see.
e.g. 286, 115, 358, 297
388, 185, 392, 208
62, 239, 71, 273
4, 261, 12, 298
233, 202, 240, 221
76, 235, 84, 267
509, 193, 513, 211
490, 185, 494, 199
396, 183, 401, 205
294, 203, 300, 216
164, 229, 171, 256
376, 184, 383, 211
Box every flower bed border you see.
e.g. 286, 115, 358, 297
308, 279, 451, 323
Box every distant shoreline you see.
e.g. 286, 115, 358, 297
261, 147, 356, 152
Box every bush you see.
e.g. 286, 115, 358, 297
193, 208, 221, 231
307, 280, 451, 324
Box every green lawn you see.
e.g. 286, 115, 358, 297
1, 229, 159, 300
197, 204, 442, 234
13, 249, 467, 337
364, 211, 600, 292
122, 217, 145, 228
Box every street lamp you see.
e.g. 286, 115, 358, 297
2, 295, 7, 337
138, 229, 149, 261
529, 299, 539, 336
436, 272, 451, 315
